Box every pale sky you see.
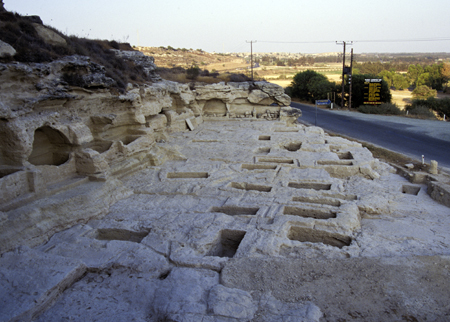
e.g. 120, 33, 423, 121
5, 0, 450, 54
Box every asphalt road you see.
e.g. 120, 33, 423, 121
291, 102, 450, 170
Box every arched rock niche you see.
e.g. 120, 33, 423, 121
203, 99, 227, 116
28, 126, 73, 166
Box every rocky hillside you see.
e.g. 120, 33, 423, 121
137, 46, 248, 71
0, 8, 160, 93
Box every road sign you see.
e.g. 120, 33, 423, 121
364, 79, 382, 105
316, 99, 331, 105
314, 99, 331, 126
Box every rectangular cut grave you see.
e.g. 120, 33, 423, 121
210, 206, 259, 216
254, 147, 271, 154
402, 185, 421, 195
288, 182, 332, 191
208, 229, 246, 258
241, 164, 277, 171
283, 206, 337, 219
292, 196, 341, 207
258, 135, 271, 141
230, 182, 272, 192
337, 151, 354, 160
323, 193, 358, 201
96, 228, 150, 243
273, 128, 299, 132
317, 160, 353, 166
288, 226, 352, 249
284, 142, 302, 152
192, 139, 219, 143
167, 172, 209, 179
257, 157, 295, 164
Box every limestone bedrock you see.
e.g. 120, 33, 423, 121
1, 119, 450, 321
1, 54, 450, 321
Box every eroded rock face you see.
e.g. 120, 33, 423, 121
111, 49, 161, 82
32, 23, 67, 46
0, 55, 293, 251
0, 40, 16, 58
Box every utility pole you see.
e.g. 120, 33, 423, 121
336, 41, 353, 108
349, 48, 353, 109
246, 40, 257, 81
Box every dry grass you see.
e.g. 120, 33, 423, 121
157, 67, 251, 84
391, 90, 413, 108
138, 47, 248, 73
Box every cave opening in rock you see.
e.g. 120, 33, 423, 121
28, 126, 73, 166
203, 99, 227, 116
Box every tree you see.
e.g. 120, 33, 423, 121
186, 65, 200, 80
407, 64, 424, 87
425, 63, 446, 90
441, 63, 450, 83
442, 63, 450, 92
417, 72, 430, 87
379, 70, 394, 88
392, 74, 410, 90
289, 70, 336, 103
412, 85, 437, 100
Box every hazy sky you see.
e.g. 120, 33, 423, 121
5, 0, 450, 54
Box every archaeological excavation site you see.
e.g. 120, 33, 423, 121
1, 10, 450, 322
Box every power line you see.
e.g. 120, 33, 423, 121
258, 37, 450, 45
355, 37, 450, 43
259, 40, 336, 44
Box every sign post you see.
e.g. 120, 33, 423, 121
364, 79, 382, 105
314, 99, 331, 126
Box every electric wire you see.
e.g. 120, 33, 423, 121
258, 37, 450, 45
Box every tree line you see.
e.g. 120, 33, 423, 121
286, 70, 392, 108
287, 61, 450, 104
354, 61, 450, 91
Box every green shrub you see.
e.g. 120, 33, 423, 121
290, 70, 336, 103
186, 65, 200, 80
284, 86, 293, 97
407, 97, 450, 118
412, 85, 437, 99
228, 73, 251, 82
406, 106, 437, 119
357, 103, 404, 115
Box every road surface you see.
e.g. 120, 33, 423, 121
291, 102, 450, 170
